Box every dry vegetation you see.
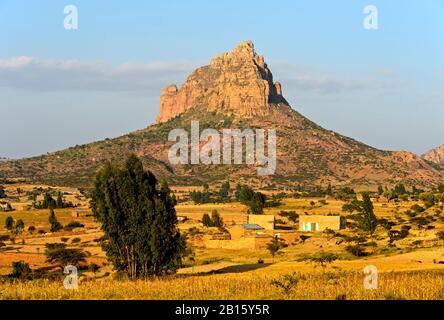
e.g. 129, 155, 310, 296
2, 183, 444, 300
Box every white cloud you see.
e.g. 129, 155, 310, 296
0, 56, 397, 96
0, 56, 198, 93
271, 62, 394, 94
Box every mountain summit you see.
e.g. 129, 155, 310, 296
0, 41, 443, 188
157, 41, 288, 123
423, 145, 444, 165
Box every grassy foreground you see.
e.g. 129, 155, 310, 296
1, 270, 444, 300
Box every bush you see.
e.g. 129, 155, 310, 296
64, 221, 85, 231
45, 243, 87, 267
0, 234, 10, 241
89, 263, 100, 274
436, 231, 444, 240
270, 272, 306, 297
345, 245, 368, 257
71, 237, 81, 244
201, 210, 224, 227
10, 261, 32, 279
411, 204, 425, 213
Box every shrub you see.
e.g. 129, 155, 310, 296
89, 263, 100, 274
436, 231, 444, 240
301, 252, 339, 271
71, 237, 81, 244
0, 234, 10, 241
202, 213, 212, 227
5, 216, 14, 230
10, 261, 32, 279
411, 204, 425, 213
345, 245, 368, 257
64, 221, 85, 231
210, 210, 223, 228
201, 210, 224, 228
270, 272, 306, 297
44, 243, 87, 268
266, 237, 288, 259
299, 235, 311, 243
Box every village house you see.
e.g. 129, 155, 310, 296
248, 214, 275, 230
71, 209, 89, 218
299, 215, 346, 232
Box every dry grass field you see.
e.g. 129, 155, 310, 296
1, 183, 444, 300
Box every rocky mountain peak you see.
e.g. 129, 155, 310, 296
157, 41, 288, 123
423, 144, 444, 165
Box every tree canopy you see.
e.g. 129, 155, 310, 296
91, 154, 185, 278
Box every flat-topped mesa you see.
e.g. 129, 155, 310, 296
157, 41, 288, 123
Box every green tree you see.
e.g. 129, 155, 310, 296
355, 193, 378, 237
10, 261, 32, 279
266, 237, 288, 261
234, 184, 242, 201
218, 181, 230, 202
419, 192, 435, 208
56, 192, 64, 208
5, 216, 14, 230
91, 154, 185, 278
303, 252, 339, 272
13, 219, 25, 237
239, 185, 255, 204
377, 185, 384, 196
42, 193, 56, 209
45, 243, 87, 268
211, 210, 223, 228
0, 186, 7, 199
238, 185, 266, 214
394, 184, 407, 195
202, 213, 212, 227
49, 207, 63, 232
279, 211, 299, 224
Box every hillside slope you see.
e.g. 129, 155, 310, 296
1, 41, 442, 188
423, 145, 444, 166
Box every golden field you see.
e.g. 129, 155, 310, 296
1, 183, 444, 300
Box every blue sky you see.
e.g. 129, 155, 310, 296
1, 0, 443, 158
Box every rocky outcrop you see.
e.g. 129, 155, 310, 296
423, 145, 444, 165
157, 41, 288, 123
